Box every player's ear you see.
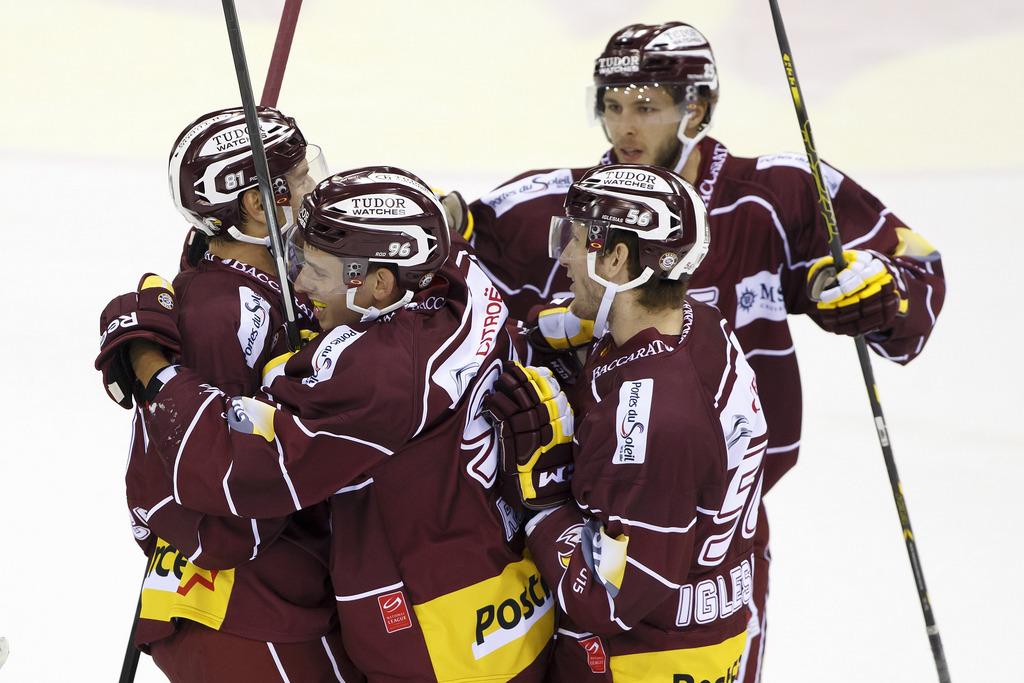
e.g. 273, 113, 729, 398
240, 188, 265, 226
372, 266, 399, 305
600, 241, 632, 283
684, 100, 707, 133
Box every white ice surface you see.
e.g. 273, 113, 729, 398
1, 1, 1021, 681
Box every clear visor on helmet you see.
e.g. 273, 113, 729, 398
283, 144, 330, 208
586, 82, 692, 127
287, 227, 363, 303
548, 216, 612, 259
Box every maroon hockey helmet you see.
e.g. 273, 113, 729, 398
549, 164, 710, 333
591, 23, 719, 172
292, 166, 451, 319
168, 107, 326, 245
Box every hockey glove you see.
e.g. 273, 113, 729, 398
95, 274, 182, 409
533, 305, 594, 350
807, 250, 907, 337
483, 363, 575, 512
437, 190, 474, 241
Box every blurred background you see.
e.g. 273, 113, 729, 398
1, 1, 1021, 680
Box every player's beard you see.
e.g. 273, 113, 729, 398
655, 137, 684, 170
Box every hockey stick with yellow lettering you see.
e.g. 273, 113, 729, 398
767, 2, 951, 681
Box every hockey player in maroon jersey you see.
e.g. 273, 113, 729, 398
98, 108, 365, 681
466, 22, 946, 680
97, 166, 555, 681
485, 165, 766, 680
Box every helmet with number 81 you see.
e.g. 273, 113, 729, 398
168, 106, 328, 246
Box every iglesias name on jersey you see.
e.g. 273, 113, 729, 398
527, 300, 767, 680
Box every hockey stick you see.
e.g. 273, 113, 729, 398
117, 562, 147, 683
222, 0, 302, 351
766, 2, 951, 681
260, 0, 303, 107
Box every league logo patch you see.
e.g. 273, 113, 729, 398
578, 635, 607, 674
157, 293, 174, 310
659, 252, 679, 271
378, 590, 413, 634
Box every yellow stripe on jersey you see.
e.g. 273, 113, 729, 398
140, 274, 174, 293
261, 351, 295, 386
609, 630, 746, 683
462, 207, 476, 241
893, 227, 938, 259
139, 537, 235, 630
596, 529, 629, 592
412, 555, 554, 682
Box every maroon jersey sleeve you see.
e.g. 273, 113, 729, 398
125, 409, 288, 568
124, 267, 297, 566
141, 323, 419, 519
762, 154, 945, 364
468, 168, 578, 321
527, 377, 717, 636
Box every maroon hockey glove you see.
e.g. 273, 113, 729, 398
483, 362, 574, 512
95, 274, 182, 409
807, 250, 907, 337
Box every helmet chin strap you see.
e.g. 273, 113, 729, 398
346, 288, 414, 323
226, 206, 296, 247
671, 112, 710, 175
587, 251, 654, 339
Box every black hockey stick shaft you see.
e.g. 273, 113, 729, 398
261, 0, 303, 107
222, 0, 302, 351
767, 2, 950, 681
117, 562, 147, 683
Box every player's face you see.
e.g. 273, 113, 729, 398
293, 245, 357, 329
601, 85, 683, 167
285, 145, 328, 214
557, 222, 604, 319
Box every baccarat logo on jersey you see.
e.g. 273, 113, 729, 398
734, 270, 786, 329
613, 378, 653, 464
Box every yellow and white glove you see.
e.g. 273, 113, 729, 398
807, 249, 906, 336
535, 305, 594, 350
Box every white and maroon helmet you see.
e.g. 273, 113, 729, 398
592, 23, 719, 172
549, 164, 710, 334
294, 166, 451, 319
168, 107, 325, 245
